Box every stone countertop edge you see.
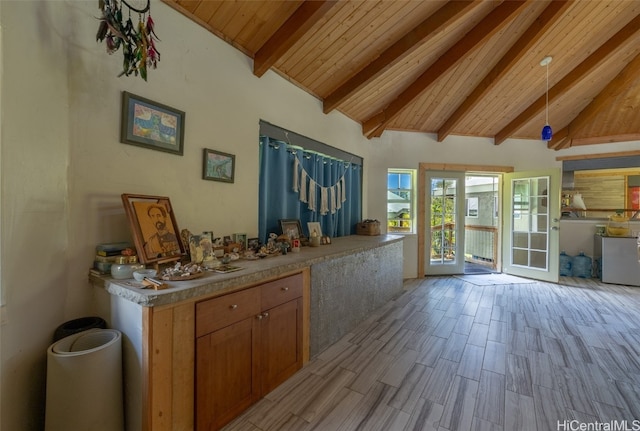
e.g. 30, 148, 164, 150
89, 235, 404, 307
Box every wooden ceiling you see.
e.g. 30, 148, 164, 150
162, 0, 640, 150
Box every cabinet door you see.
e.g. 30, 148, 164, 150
196, 317, 260, 431
260, 298, 303, 395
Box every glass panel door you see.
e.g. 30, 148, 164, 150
425, 171, 465, 275
512, 177, 549, 269
503, 169, 560, 282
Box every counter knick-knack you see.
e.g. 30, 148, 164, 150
310, 229, 320, 247
111, 256, 144, 279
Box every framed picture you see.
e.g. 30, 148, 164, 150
120, 92, 185, 155
203, 148, 235, 183
121, 194, 186, 264
233, 233, 247, 250
279, 219, 304, 240
189, 232, 214, 264
307, 221, 322, 238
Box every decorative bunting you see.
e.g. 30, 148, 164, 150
320, 187, 329, 215
291, 154, 348, 214
308, 179, 317, 211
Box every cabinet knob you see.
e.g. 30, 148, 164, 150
262, 312, 269, 318
281, 287, 289, 291
256, 314, 263, 320
229, 304, 238, 310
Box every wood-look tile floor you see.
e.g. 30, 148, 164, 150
223, 276, 640, 431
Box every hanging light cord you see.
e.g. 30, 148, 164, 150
545, 61, 549, 125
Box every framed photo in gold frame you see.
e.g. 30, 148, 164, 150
121, 194, 185, 264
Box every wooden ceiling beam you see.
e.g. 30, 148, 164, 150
362, 0, 529, 138
556, 150, 640, 161
323, 1, 480, 114
362, 113, 385, 139
437, 1, 571, 143
253, 1, 338, 78
571, 133, 640, 146
547, 127, 570, 150
565, 52, 640, 141
494, 13, 640, 145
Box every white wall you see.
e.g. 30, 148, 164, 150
0, 1, 371, 429
1, 2, 72, 429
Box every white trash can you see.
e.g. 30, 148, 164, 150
45, 329, 124, 431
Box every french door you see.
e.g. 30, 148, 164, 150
502, 169, 560, 282
425, 171, 466, 275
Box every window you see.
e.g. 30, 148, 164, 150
465, 197, 478, 217
387, 169, 415, 233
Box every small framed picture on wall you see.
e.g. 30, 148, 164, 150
203, 148, 235, 183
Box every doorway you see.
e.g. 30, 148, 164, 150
423, 172, 500, 275
463, 174, 500, 275
418, 163, 513, 277
418, 164, 561, 282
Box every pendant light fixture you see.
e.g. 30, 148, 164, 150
540, 56, 553, 141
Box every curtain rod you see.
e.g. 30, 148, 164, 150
259, 120, 363, 167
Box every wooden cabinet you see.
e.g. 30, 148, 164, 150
195, 273, 303, 430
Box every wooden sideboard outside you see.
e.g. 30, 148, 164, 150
91, 235, 403, 431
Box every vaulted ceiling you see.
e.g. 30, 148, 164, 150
162, 0, 640, 150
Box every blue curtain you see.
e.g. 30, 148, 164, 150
259, 136, 362, 243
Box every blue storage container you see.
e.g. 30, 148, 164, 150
559, 251, 572, 277
572, 252, 592, 278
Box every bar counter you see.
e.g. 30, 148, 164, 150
90, 234, 403, 307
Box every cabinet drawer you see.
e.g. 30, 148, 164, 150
196, 288, 260, 337
260, 273, 303, 310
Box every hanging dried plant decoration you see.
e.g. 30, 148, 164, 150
96, 0, 160, 81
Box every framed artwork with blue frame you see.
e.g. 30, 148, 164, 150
120, 91, 185, 155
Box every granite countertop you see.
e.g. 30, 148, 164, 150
89, 234, 403, 307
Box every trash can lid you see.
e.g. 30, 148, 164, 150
51, 329, 121, 355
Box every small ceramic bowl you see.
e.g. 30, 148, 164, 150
133, 269, 158, 282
